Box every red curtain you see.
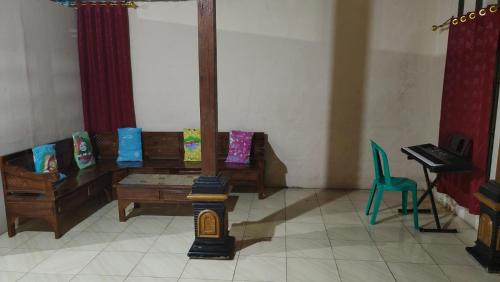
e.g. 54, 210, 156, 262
77, 4, 136, 133
438, 10, 500, 214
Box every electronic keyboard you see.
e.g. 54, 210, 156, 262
401, 143, 473, 173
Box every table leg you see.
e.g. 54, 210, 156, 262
118, 200, 129, 222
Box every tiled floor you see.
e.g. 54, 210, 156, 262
0, 188, 499, 282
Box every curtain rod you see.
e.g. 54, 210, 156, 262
77, 1, 138, 9
52, 0, 191, 8
53, 1, 138, 9
432, 4, 498, 31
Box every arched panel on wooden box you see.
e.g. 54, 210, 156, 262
479, 213, 493, 247
197, 209, 220, 238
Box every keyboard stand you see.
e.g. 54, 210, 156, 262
398, 165, 457, 233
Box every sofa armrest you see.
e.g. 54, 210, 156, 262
2, 165, 59, 182
1, 164, 59, 196
251, 133, 266, 162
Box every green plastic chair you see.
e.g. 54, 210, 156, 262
365, 141, 419, 229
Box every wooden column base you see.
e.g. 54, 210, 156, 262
188, 175, 235, 260
466, 243, 500, 273
465, 189, 500, 272
188, 233, 235, 259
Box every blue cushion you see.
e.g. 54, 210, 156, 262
117, 128, 143, 162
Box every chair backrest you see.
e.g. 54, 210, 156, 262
370, 140, 392, 185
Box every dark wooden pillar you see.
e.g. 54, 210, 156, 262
188, 0, 234, 260
458, 0, 465, 16
476, 0, 483, 11
198, 0, 218, 176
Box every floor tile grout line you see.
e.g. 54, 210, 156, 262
15, 248, 78, 281
70, 201, 123, 281
175, 253, 192, 281
348, 191, 402, 282
5, 190, 493, 282
316, 190, 341, 282
15, 271, 29, 281
124, 213, 179, 281
352, 193, 392, 282
230, 191, 257, 281
434, 265, 454, 282
370, 193, 453, 281
284, 190, 288, 282
334, 257, 423, 264
65, 200, 112, 281
420, 241, 454, 282
380, 260, 397, 282
15, 226, 97, 280
347, 192, 385, 263
396, 196, 464, 282
70, 201, 168, 280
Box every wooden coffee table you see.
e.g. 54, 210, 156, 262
114, 174, 199, 222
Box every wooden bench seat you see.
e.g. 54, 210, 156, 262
93, 132, 265, 199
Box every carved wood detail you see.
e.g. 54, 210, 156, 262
198, 209, 220, 238
498, 228, 500, 251
478, 213, 493, 247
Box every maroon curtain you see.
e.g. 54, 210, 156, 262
438, 10, 500, 214
78, 4, 136, 133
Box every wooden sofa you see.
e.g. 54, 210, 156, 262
0, 138, 113, 239
0, 132, 266, 238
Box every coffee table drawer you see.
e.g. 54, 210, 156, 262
118, 188, 160, 201
160, 190, 190, 202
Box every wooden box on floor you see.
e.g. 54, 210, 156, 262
466, 181, 500, 272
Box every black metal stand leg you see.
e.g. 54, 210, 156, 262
416, 187, 431, 206
424, 168, 441, 229
418, 166, 458, 233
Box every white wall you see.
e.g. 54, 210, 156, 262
0, 0, 83, 234
129, 0, 448, 189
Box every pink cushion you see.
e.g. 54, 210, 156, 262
225, 130, 254, 164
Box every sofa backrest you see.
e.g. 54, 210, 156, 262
1, 138, 76, 172
55, 138, 76, 171
93, 132, 266, 162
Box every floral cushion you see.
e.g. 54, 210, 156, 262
225, 130, 254, 164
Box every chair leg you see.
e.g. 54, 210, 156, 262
411, 190, 419, 229
370, 188, 384, 225
365, 181, 377, 216
401, 191, 408, 215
